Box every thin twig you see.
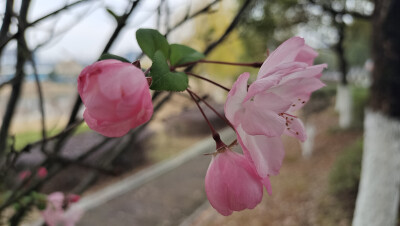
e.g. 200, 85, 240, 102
168, 0, 220, 34
29, 57, 47, 153
187, 88, 234, 130
186, 72, 230, 92
203, 0, 252, 55
172, 59, 262, 70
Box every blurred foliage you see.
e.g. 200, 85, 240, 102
238, 0, 306, 62
344, 19, 371, 66
11, 123, 89, 151
351, 85, 369, 129
184, 0, 247, 82
329, 138, 363, 198
237, 0, 372, 71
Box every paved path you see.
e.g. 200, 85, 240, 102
75, 128, 235, 226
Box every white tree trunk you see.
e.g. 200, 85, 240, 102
335, 84, 353, 128
301, 122, 315, 158
352, 110, 400, 226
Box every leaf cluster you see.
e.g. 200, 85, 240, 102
98, 29, 205, 92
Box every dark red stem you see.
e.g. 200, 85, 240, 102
173, 59, 263, 69
187, 88, 234, 130
186, 72, 230, 92
187, 89, 226, 149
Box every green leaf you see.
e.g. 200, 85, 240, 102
169, 44, 205, 66
106, 8, 120, 22
149, 51, 188, 91
98, 53, 130, 63
136, 28, 169, 59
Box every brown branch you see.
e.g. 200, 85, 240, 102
168, 0, 220, 34
203, 0, 252, 55
0, 0, 15, 47
27, 57, 47, 152
29, 0, 93, 27
0, 0, 32, 156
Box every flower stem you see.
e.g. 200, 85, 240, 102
199, 59, 263, 67
187, 89, 226, 149
173, 59, 263, 69
186, 72, 230, 92
187, 88, 234, 130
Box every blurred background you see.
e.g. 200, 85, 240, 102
0, 0, 376, 225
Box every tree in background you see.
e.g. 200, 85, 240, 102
352, 0, 400, 225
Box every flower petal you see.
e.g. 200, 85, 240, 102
225, 72, 250, 125
258, 37, 305, 78
83, 110, 132, 137
261, 176, 273, 195
205, 150, 263, 216
281, 64, 327, 83
271, 77, 326, 112
241, 103, 286, 137
284, 117, 307, 142
253, 92, 292, 113
295, 44, 318, 66
236, 125, 285, 177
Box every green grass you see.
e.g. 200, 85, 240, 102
351, 86, 369, 129
11, 123, 90, 151
329, 138, 363, 197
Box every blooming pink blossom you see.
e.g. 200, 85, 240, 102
37, 167, 48, 178
205, 148, 271, 216
225, 37, 327, 178
78, 59, 153, 137
41, 192, 83, 226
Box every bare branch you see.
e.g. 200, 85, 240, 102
29, 0, 93, 27
0, 0, 14, 46
168, 0, 220, 33
0, 0, 32, 156
28, 58, 47, 152
203, 0, 252, 55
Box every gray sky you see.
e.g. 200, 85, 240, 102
2, 0, 198, 64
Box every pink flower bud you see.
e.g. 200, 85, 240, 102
78, 60, 153, 137
67, 194, 80, 203
19, 170, 31, 180
205, 149, 269, 216
37, 167, 48, 178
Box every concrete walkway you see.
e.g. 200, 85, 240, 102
74, 128, 235, 226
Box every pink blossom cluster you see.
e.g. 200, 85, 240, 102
41, 192, 82, 226
19, 167, 48, 180
76, 36, 326, 217
205, 37, 327, 215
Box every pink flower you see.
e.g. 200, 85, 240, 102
225, 37, 327, 178
205, 148, 271, 216
42, 192, 83, 226
37, 167, 48, 178
78, 59, 153, 137
67, 194, 80, 203
18, 170, 31, 180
